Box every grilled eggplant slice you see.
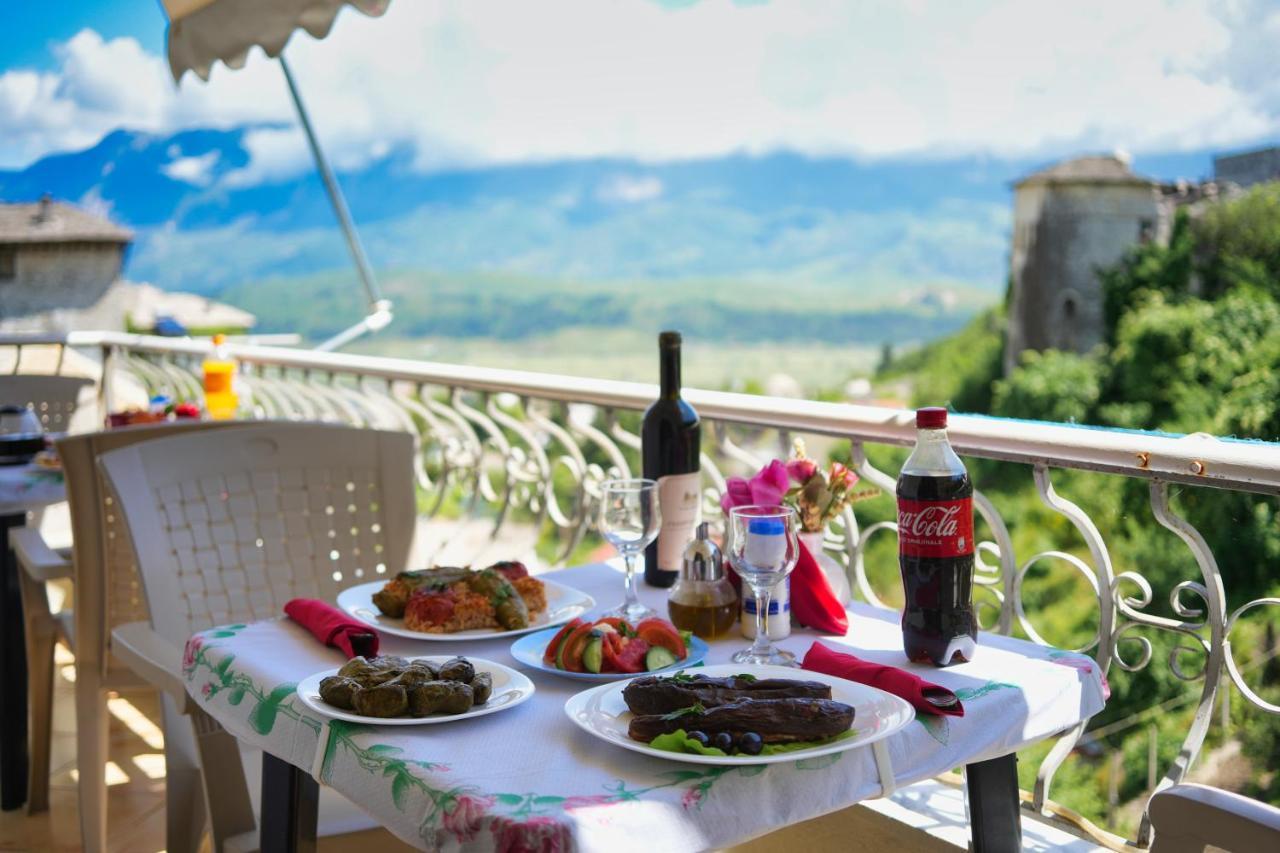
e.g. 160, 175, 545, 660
622, 674, 832, 715
628, 697, 854, 744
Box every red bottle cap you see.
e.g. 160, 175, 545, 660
916, 407, 948, 429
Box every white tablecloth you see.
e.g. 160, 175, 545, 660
183, 563, 1107, 852
0, 463, 64, 516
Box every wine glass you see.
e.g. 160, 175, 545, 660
598, 478, 661, 621
727, 504, 800, 666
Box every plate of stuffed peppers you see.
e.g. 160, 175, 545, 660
335, 561, 595, 641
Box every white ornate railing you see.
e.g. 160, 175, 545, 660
5, 330, 1278, 849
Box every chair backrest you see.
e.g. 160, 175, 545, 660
1149, 783, 1280, 853
0, 374, 94, 432
98, 423, 416, 644
56, 421, 261, 678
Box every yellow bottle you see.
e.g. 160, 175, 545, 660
202, 334, 239, 420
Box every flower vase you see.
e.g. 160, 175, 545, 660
798, 530, 851, 605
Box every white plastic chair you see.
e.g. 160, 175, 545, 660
0, 375, 94, 433
11, 421, 257, 851
98, 423, 416, 851
1149, 783, 1280, 853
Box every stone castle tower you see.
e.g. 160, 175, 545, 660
1004, 154, 1161, 375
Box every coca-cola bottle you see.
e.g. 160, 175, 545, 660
896, 406, 977, 666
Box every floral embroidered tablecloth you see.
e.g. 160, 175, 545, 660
183, 563, 1107, 852
0, 462, 64, 516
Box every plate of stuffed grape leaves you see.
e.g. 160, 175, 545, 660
335, 561, 595, 641
297, 654, 535, 725
562, 664, 914, 765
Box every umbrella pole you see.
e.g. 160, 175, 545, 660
278, 54, 392, 350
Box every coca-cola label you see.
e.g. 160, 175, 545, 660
897, 498, 974, 558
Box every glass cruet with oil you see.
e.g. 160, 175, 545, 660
667, 522, 739, 639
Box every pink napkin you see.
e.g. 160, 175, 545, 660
284, 598, 378, 658
803, 642, 964, 717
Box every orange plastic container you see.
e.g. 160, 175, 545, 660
202, 334, 239, 420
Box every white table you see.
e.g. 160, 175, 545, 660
184, 563, 1107, 852
0, 462, 65, 810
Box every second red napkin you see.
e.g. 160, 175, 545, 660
802, 641, 964, 717
284, 598, 379, 659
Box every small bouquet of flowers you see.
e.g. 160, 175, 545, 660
720, 439, 877, 532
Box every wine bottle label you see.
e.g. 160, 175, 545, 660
656, 471, 701, 571
897, 497, 974, 558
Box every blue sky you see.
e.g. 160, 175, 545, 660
0, 1, 1276, 178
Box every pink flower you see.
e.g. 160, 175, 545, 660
749, 460, 790, 505
182, 636, 203, 671
719, 476, 753, 514
681, 786, 704, 810
491, 815, 570, 853
442, 794, 494, 843
561, 794, 615, 810
201, 682, 214, 698
786, 457, 818, 484
828, 462, 858, 491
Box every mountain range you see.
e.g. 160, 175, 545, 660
0, 127, 1216, 301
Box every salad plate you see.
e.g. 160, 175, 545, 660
562, 663, 914, 765
510, 624, 709, 681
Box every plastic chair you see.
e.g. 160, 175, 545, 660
0, 375, 93, 433
11, 421, 256, 851
1149, 783, 1280, 852
98, 423, 416, 851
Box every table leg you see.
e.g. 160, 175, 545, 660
966, 752, 1021, 853
0, 513, 29, 812
260, 752, 318, 853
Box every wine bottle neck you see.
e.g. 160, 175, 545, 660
660, 346, 682, 399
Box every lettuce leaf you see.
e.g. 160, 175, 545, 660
646, 728, 858, 757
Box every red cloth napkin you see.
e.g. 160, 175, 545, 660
726, 541, 849, 636
802, 641, 964, 717
284, 598, 379, 659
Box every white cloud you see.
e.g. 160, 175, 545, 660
161, 150, 220, 185
597, 175, 664, 204
1, 0, 1277, 177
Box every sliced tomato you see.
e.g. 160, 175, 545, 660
557, 623, 597, 672
612, 637, 651, 673
593, 617, 630, 634
634, 618, 687, 659
600, 632, 627, 673
543, 618, 584, 664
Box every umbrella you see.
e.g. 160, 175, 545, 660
162, 0, 394, 350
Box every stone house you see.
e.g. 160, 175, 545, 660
0, 196, 132, 321
1003, 155, 1161, 374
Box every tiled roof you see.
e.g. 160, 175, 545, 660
0, 200, 133, 245
1016, 155, 1157, 188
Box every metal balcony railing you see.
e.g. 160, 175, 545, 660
4, 330, 1278, 849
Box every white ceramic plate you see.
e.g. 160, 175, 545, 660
509, 626, 711, 681
296, 656, 535, 725
562, 663, 915, 765
336, 577, 595, 641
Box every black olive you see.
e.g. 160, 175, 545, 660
712, 732, 734, 752
687, 730, 709, 747
738, 732, 763, 756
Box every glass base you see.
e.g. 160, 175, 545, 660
606, 601, 657, 623
731, 646, 799, 667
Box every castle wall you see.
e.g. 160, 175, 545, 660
0, 242, 125, 319
1005, 182, 1158, 374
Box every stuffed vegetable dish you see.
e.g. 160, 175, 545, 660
318, 655, 493, 719
372, 561, 547, 634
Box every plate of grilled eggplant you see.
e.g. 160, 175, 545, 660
297, 654, 535, 725
563, 664, 914, 765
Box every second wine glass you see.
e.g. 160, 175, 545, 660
599, 478, 661, 622
727, 504, 800, 666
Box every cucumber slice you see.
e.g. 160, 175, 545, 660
645, 646, 678, 671
582, 636, 605, 674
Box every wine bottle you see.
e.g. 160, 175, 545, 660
642, 331, 701, 588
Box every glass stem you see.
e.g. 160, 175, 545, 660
751, 583, 774, 657
623, 552, 640, 610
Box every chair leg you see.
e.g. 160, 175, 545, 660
160, 694, 208, 853
74, 680, 109, 853
190, 706, 256, 851
17, 566, 55, 815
